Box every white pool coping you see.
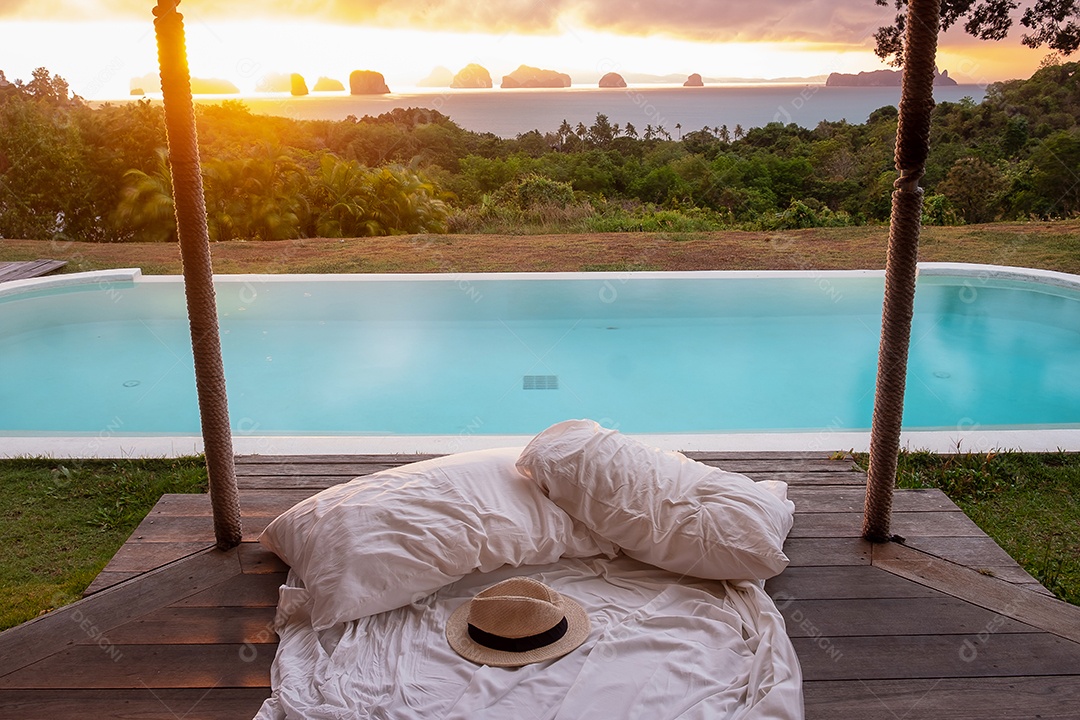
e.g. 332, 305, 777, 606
3, 263, 1079, 458
4, 429, 1080, 459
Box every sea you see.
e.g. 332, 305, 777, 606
174, 83, 988, 138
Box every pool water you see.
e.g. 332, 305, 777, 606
1, 269, 1078, 437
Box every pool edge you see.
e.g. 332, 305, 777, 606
4, 428, 1080, 459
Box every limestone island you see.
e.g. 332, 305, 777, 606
350, 70, 390, 95
418, 66, 454, 87
683, 73, 704, 87
826, 67, 958, 87
451, 64, 493, 88
313, 77, 345, 92
130, 87, 145, 96
290, 74, 308, 96
599, 72, 626, 88
501, 65, 571, 89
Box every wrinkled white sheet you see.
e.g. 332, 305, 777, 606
255, 555, 804, 719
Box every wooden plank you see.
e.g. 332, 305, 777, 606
151, 490, 315, 517
82, 572, 141, 596
94, 607, 277, 645
974, 564, 1045, 586
233, 469, 867, 490
237, 453, 439, 464
803, 676, 1080, 720
95, 541, 212, 573
0, 548, 241, 679
793, 632, 1080, 681
790, 511, 984, 539
900, 535, 1020, 567
735, 470, 866, 486
237, 474, 354, 490
782, 538, 873, 567
0, 259, 66, 282
874, 542, 1080, 644
0, 643, 274, 689
687, 455, 861, 473
787, 486, 955, 513
778, 597, 1033, 638
170, 572, 285, 608
233, 456, 861, 476
234, 462, 401, 478
0, 688, 271, 719
238, 542, 289, 574
766, 566, 940, 600
123, 514, 271, 543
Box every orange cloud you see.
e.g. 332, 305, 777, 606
0, 0, 894, 43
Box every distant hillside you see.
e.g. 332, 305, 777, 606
827, 68, 958, 87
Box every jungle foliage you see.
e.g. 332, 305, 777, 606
1, 61, 1079, 241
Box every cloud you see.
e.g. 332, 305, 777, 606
1, 0, 895, 46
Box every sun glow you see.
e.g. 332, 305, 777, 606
0, 15, 1042, 100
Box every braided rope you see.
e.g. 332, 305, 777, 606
155, 0, 242, 550
863, 0, 942, 543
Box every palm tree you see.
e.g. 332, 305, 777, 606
719, 125, 731, 143
643, 124, 655, 141
313, 155, 376, 238
557, 119, 573, 151
625, 122, 638, 139
113, 148, 176, 242
733, 124, 744, 141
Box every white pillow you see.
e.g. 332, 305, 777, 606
516, 420, 795, 581
259, 447, 613, 630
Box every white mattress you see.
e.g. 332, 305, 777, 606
255, 555, 804, 719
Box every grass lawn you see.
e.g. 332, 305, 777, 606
1, 220, 1078, 275
0, 458, 206, 631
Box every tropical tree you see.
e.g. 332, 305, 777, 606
936, 156, 1008, 223
311, 154, 379, 237
202, 145, 307, 241
113, 148, 176, 242
733, 124, 745, 140
874, 0, 1080, 63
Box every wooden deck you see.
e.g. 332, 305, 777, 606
2, 452, 1079, 718
0, 259, 67, 282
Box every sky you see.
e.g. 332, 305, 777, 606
0, 1, 1052, 99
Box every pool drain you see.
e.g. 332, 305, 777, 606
523, 375, 559, 390
123, 380, 141, 387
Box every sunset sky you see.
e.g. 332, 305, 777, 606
0, 1, 1051, 99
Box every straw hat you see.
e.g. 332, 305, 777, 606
446, 577, 590, 667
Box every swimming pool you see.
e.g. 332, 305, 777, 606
1, 264, 1078, 456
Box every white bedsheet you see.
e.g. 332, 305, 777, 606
255, 555, 804, 719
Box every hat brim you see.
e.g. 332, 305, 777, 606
446, 592, 590, 667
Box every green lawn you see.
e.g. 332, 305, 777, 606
0, 458, 207, 630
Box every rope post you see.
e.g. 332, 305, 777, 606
862, 0, 942, 543
154, 0, 242, 549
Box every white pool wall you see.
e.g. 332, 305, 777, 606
2, 263, 1078, 458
